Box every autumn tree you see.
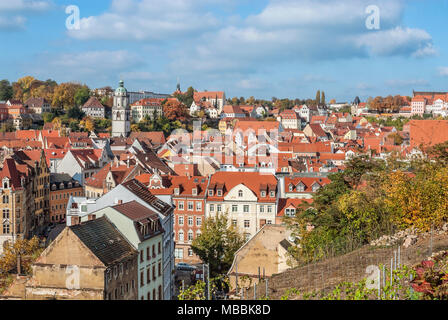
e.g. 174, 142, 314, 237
321, 91, 326, 105
0, 237, 42, 276
191, 214, 245, 277
80, 117, 95, 132
163, 100, 189, 122
52, 82, 85, 110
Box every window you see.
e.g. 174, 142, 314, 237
208, 190, 214, 196
192, 188, 197, 196
2, 209, 9, 219
175, 248, 184, 259
238, 190, 243, 197
267, 220, 272, 225
179, 230, 184, 242
232, 205, 238, 213
209, 204, 214, 212
147, 268, 151, 284
243, 205, 249, 213
158, 242, 161, 254
232, 220, 237, 227
267, 206, 273, 213
196, 217, 202, 226
2, 223, 10, 234
261, 191, 266, 197
147, 247, 150, 261
285, 208, 296, 217
270, 191, 275, 197
196, 202, 202, 211
244, 220, 250, 228
297, 183, 305, 192
289, 185, 293, 192
152, 266, 156, 280
188, 202, 194, 211
217, 204, 222, 212
188, 248, 193, 257
217, 189, 222, 196
178, 216, 184, 226
178, 202, 184, 210
2, 195, 8, 204
188, 230, 194, 242
260, 205, 264, 213
158, 262, 162, 276
140, 271, 144, 287
187, 216, 193, 226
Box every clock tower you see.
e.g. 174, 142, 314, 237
112, 80, 131, 138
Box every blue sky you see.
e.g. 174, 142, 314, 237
1, 0, 448, 102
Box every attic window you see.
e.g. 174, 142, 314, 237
3, 179, 9, 189
208, 189, 214, 196
217, 189, 222, 196
192, 188, 197, 196
174, 188, 180, 196
238, 190, 243, 198
261, 191, 266, 197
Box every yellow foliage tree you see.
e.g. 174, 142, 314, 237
384, 169, 448, 231
0, 237, 42, 276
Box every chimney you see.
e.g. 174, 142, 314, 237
118, 200, 123, 205
127, 159, 130, 168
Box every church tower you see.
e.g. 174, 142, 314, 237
112, 80, 131, 138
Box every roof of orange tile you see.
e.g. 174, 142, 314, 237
85, 162, 135, 189
16, 130, 39, 140
409, 120, 448, 149
194, 91, 225, 101
233, 119, 281, 132
284, 176, 331, 192
0, 158, 23, 190
277, 198, 313, 216
208, 172, 277, 202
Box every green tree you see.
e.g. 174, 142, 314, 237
74, 86, 91, 107
191, 214, 245, 277
67, 106, 85, 119
0, 80, 13, 101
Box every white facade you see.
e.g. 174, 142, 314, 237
112, 80, 131, 138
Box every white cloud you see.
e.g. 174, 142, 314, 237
438, 67, 448, 77
68, 0, 221, 41
0, 15, 26, 30
0, 0, 50, 11
0, 0, 51, 31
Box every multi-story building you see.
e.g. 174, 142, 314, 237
12, 150, 50, 234
26, 216, 139, 300
57, 149, 111, 186
146, 174, 208, 264
24, 97, 52, 114
411, 96, 427, 116
206, 172, 278, 241
50, 173, 84, 224
191, 91, 226, 115
66, 179, 175, 299
277, 110, 302, 129
131, 98, 163, 122
0, 158, 29, 253
82, 96, 106, 119
86, 201, 165, 300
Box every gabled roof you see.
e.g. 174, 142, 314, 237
121, 179, 173, 217
82, 96, 104, 109
0, 158, 23, 190
70, 216, 137, 266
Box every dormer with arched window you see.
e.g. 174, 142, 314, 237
3, 178, 9, 189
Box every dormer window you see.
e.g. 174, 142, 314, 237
192, 188, 197, 196
217, 189, 223, 197
270, 191, 275, 197
208, 189, 214, 197
174, 188, 180, 196
3, 178, 9, 189
289, 185, 293, 192
312, 183, 321, 192
261, 191, 266, 197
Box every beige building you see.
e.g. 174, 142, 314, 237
227, 224, 295, 292
25, 216, 138, 300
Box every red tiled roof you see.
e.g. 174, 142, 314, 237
208, 172, 277, 202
